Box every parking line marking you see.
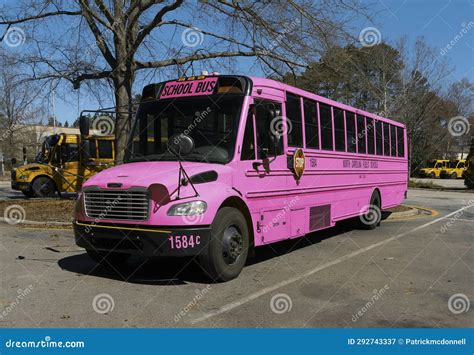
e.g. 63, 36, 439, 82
191, 204, 473, 324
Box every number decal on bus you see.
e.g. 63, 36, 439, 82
169, 235, 201, 249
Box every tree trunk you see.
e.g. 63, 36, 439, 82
113, 69, 134, 163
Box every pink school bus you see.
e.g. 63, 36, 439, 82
74, 75, 408, 281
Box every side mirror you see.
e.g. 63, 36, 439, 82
79, 115, 90, 136
10, 158, 17, 166
168, 134, 195, 157
80, 140, 91, 164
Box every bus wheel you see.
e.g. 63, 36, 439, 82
32, 177, 56, 198
450, 172, 458, 179
428, 172, 436, 179
199, 207, 249, 282
86, 249, 130, 266
358, 192, 381, 230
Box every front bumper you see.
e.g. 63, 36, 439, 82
11, 181, 30, 191
74, 220, 211, 257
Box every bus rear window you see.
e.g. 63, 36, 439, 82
397, 126, 404, 157
319, 103, 333, 150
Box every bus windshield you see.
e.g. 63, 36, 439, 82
447, 161, 459, 168
426, 161, 437, 168
35, 135, 59, 163
126, 95, 244, 164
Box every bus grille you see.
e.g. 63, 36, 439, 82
84, 189, 149, 221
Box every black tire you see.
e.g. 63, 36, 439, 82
428, 172, 436, 179
32, 177, 56, 197
86, 249, 130, 266
358, 191, 381, 230
199, 207, 249, 282
22, 189, 35, 198
450, 172, 458, 179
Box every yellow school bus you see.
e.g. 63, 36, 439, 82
11, 133, 114, 197
418, 159, 449, 179
439, 159, 467, 179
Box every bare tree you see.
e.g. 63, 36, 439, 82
0, 0, 369, 160
0, 58, 46, 163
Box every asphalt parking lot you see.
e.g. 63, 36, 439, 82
0, 186, 472, 328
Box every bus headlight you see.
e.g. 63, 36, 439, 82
167, 201, 207, 216
19, 175, 28, 181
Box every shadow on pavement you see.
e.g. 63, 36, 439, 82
58, 220, 361, 285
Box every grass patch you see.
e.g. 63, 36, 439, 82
408, 180, 442, 189
0, 199, 75, 224
385, 205, 413, 213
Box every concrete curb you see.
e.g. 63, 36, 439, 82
0, 217, 71, 227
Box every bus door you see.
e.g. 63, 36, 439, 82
57, 139, 81, 192
235, 97, 290, 245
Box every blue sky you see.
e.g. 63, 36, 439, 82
2, 0, 472, 124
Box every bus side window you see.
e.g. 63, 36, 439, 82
390, 125, 396, 156
88, 139, 97, 159
98, 140, 113, 159
367, 117, 375, 155
375, 121, 383, 156
397, 126, 404, 157
458, 162, 465, 168
346, 112, 356, 153
61, 143, 79, 163
383, 123, 390, 156
255, 100, 283, 158
241, 111, 255, 160
319, 103, 333, 150
357, 116, 366, 154
333, 108, 345, 152
304, 98, 319, 149
286, 93, 303, 147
